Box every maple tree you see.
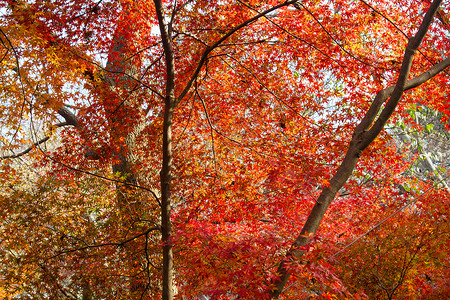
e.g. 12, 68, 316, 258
0, 0, 449, 299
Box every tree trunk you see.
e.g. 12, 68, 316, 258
154, 1, 176, 298
101, 9, 152, 297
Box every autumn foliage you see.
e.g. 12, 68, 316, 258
0, 0, 449, 299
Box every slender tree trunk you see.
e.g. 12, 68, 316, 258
154, 1, 176, 298
269, 0, 448, 297
160, 95, 175, 300
82, 280, 92, 300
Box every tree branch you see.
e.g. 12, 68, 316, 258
57, 106, 79, 126
1, 122, 68, 159
39, 148, 161, 205
47, 226, 161, 261
360, 0, 445, 148
354, 56, 450, 144
175, 0, 298, 107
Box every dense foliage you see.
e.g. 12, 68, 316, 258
0, 0, 449, 299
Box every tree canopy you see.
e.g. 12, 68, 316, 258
0, 0, 449, 299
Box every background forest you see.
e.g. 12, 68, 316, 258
0, 0, 449, 299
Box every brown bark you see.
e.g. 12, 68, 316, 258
269, 0, 447, 297
82, 280, 92, 300
154, 1, 176, 299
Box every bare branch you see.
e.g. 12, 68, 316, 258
2, 137, 50, 160
57, 106, 79, 126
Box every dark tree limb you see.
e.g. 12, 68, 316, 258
1, 122, 67, 159
47, 226, 161, 260
175, 0, 298, 106
57, 106, 79, 127
269, 0, 446, 297
1, 136, 50, 159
